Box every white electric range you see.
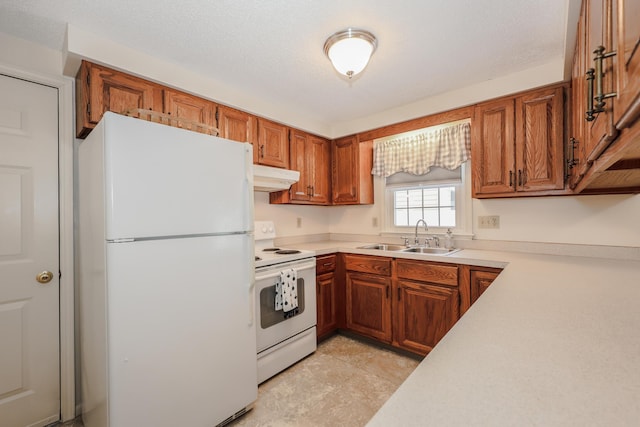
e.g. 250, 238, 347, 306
253, 221, 317, 384
254, 221, 315, 267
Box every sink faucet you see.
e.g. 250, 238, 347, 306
414, 219, 428, 245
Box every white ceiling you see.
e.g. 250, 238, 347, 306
0, 1, 577, 136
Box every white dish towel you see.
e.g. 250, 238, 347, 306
275, 268, 299, 318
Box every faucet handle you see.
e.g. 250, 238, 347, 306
432, 236, 440, 248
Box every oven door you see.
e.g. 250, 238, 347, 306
255, 257, 316, 353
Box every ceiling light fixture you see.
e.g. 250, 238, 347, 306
323, 28, 377, 79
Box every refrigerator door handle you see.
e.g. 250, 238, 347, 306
248, 278, 256, 326
244, 144, 255, 232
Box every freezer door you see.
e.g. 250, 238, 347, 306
104, 234, 257, 427
95, 112, 253, 239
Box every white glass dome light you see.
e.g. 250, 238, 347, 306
324, 29, 377, 79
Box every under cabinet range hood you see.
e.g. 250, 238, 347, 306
253, 164, 300, 192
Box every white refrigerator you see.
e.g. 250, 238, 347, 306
77, 112, 257, 427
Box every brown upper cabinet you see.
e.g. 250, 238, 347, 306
584, 0, 619, 163
614, 0, 640, 129
76, 61, 217, 139
331, 136, 374, 205
570, 0, 640, 193
76, 61, 163, 138
568, 1, 589, 188
472, 85, 565, 198
163, 89, 216, 129
270, 129, 331, 205
255, 118, 289, 168
217, 106, 256, 144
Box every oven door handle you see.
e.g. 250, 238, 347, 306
254, 259, 316, 281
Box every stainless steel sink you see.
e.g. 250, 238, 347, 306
400, 247, 460, 255
357, 243, 407, 251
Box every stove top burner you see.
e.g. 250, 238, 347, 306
275, 249, 301, 255
262, 247, 281, 252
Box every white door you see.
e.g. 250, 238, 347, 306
0, 74, 60, 426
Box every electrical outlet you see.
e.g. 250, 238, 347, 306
296, 217, 302, 228
372, 217, 378, 227
478, 215, 500, 229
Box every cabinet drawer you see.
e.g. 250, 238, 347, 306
344, 254, 392, 276
396, 259, 458, 286
316, 255, 337, 274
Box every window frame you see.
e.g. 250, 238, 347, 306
382, 162, 472, 237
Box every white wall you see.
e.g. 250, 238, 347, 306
254, 192, 331, 237
472, 194, 640, 247
0, 32, 62, 77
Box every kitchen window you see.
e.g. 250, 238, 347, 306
374, 120, 472, 236
392, 184, 456, 227
383, 164, 470, 234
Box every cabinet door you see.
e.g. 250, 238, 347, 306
346, 272, 392, 342
317, 272, 338, 338
163, 89, 216, 129
308, 136, 331, 204
288, 130, 312, 202
270, 131, 331, 205
76, 61, 163, 138
614, 0, 640, 129
470, 270, 500, 305
458, 265, 503, 315
217, 106, 255, 143
394, 280, 459, 355
515, 86, 565, 192
570, 2, 589, 189
332, 135, 360, 204
586, 0, 619, 160
472, 98, 516, 196
256, 118, 289, 168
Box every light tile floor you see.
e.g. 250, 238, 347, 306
230, 334, 421, 427
60, 334, 420, 427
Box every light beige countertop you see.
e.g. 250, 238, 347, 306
285, 240, 640, 426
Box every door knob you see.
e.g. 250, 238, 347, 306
36, 271, 53, 284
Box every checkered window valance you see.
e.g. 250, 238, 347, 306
371, 121, 471, 177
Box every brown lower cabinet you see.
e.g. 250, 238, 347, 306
346, 271, 393, 342
337, 253, 502, 356
342, 254, 461, 356
458, 265, 503, 316
393, 259, 460, 355
394, 279, 459, 355
344, 254, 393, 342
316, 255, 339, 339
